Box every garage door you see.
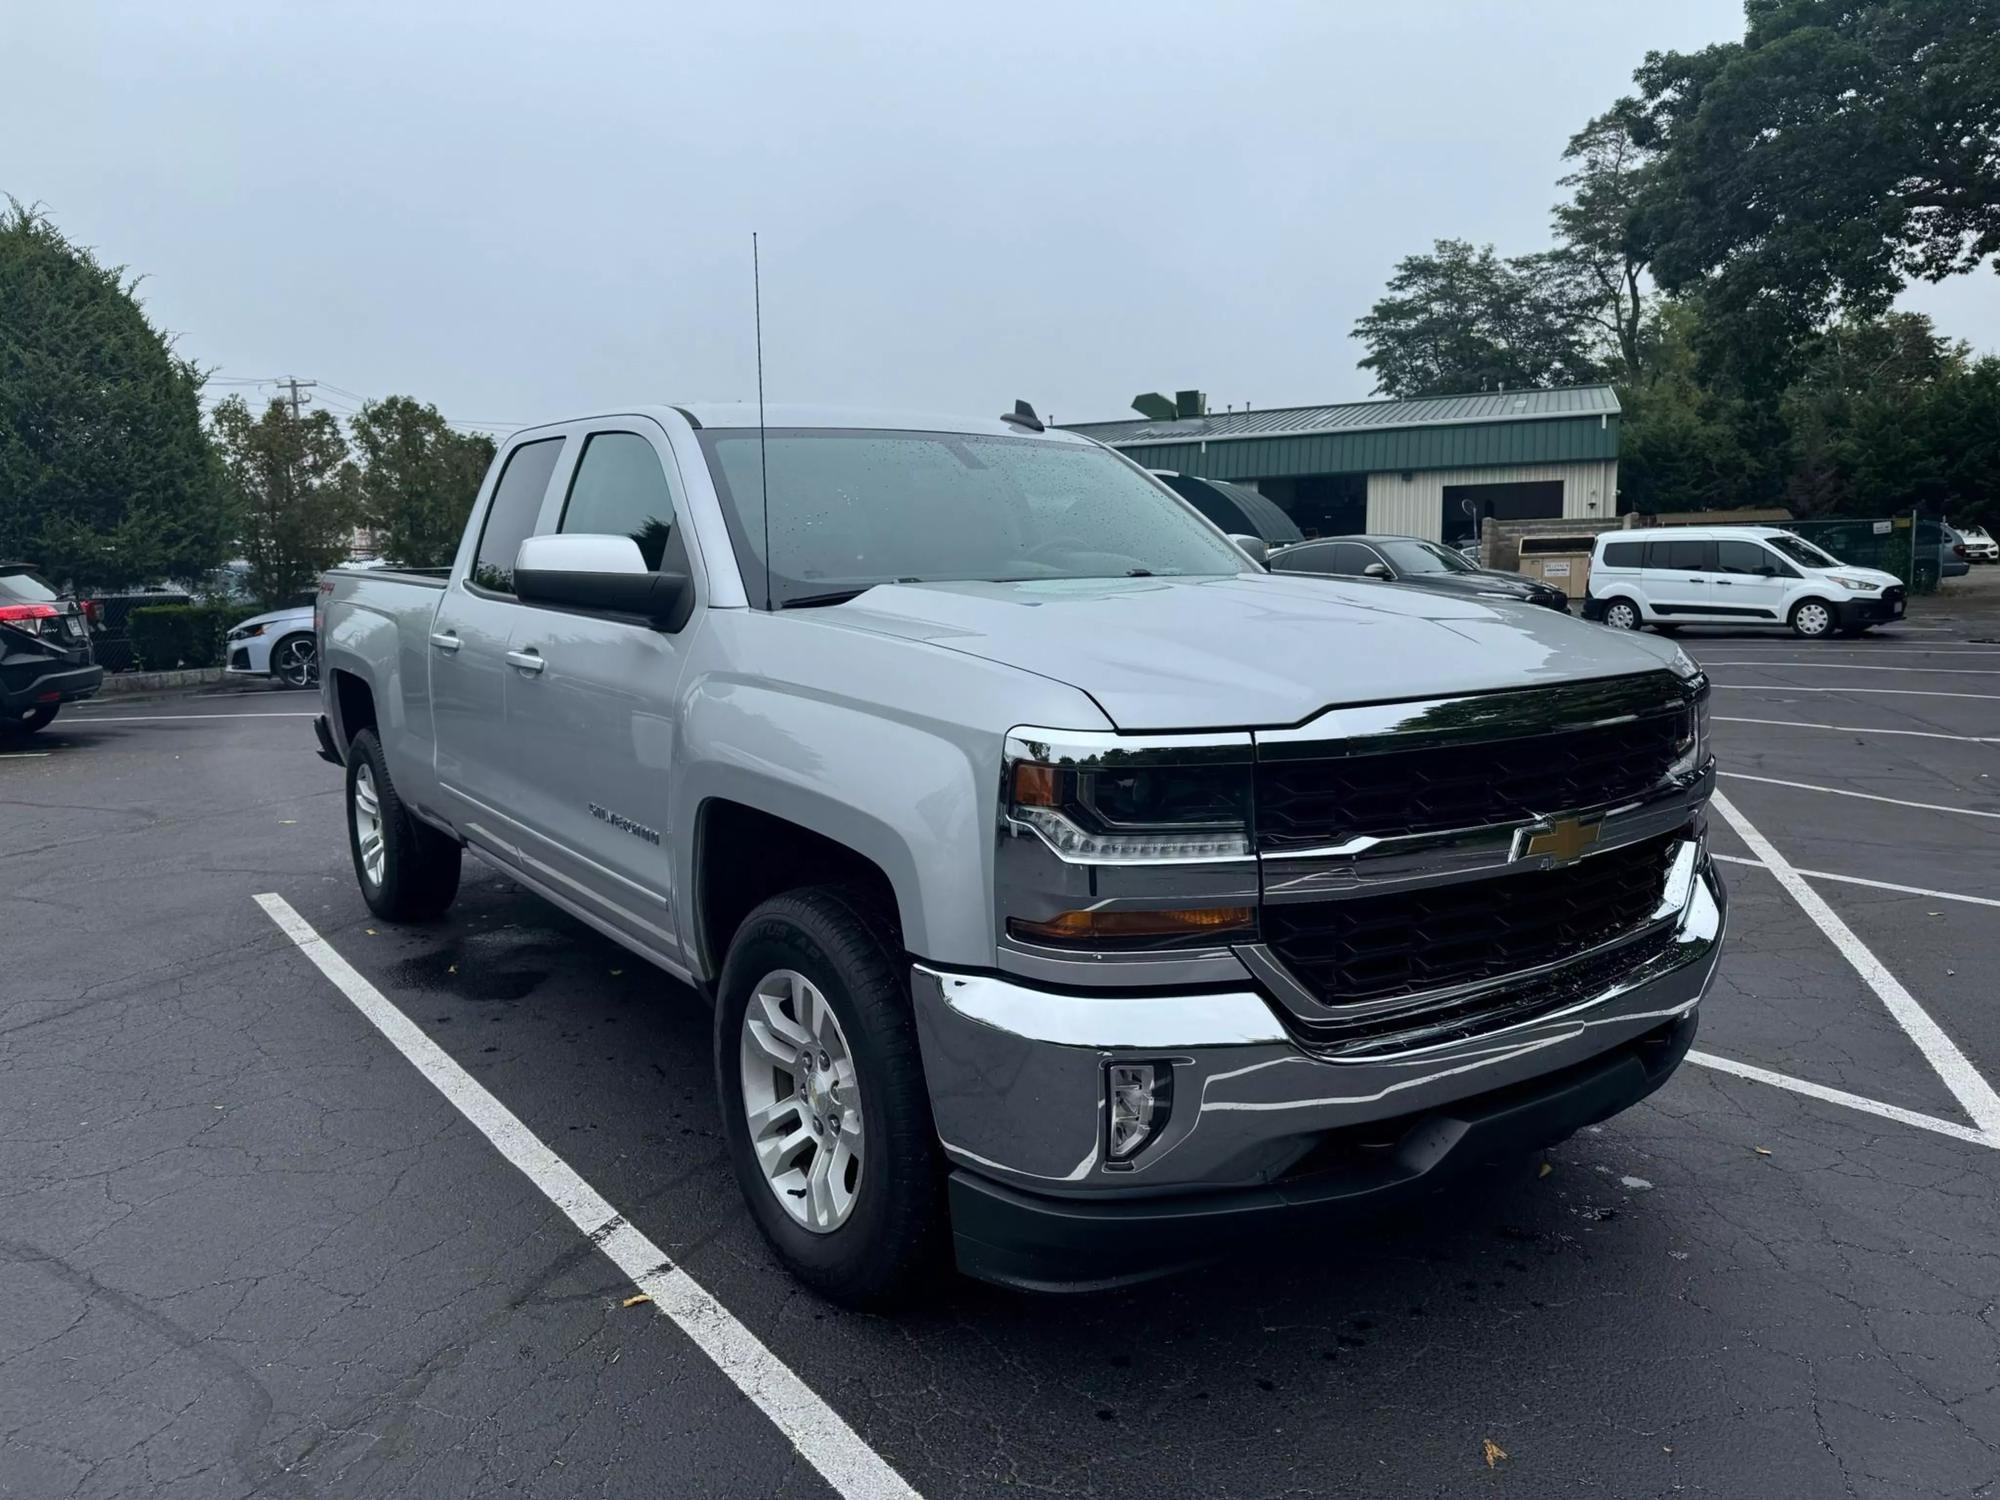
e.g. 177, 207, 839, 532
1442, 479, 1564, 542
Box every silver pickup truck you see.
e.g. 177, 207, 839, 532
315, 403, 1724, 1303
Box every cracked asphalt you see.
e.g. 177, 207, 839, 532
4, 575, 1997, 1499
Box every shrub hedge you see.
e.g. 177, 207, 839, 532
126, 603, 264, 671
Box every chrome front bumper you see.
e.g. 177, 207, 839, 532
912, 853, 1725, 1199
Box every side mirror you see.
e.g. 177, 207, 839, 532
1362, 562, 1392, 580
1227, 534, 1268, 565
514, 533, 690, 628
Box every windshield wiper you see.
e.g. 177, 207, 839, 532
782, 587, 874, 609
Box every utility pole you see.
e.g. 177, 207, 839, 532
275, 376, 316, 420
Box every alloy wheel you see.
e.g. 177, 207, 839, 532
738, 968, 864, 1233
275, 636, 317, 687
352, 762, 386, 887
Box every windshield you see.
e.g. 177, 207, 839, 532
1377, 539, 1477, 575
1768, 534, 1841, 569
699, 429, 1250, 607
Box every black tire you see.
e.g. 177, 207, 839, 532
1601, 597, 1641, 631
270, 633, 318, 689
345, 727, 461, 921
1652, 623, 1682, 636
7, 704, 57, 734
715, 886, 945, 1307
1789, 598, 1837, 640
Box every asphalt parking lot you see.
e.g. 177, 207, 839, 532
5, 576, 1999, 1500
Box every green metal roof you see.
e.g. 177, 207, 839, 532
1063, 384, 1620, 479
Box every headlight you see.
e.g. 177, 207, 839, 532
1828, 574, 1880, 592
1668, 685, 1712, 778
1008, 757, 1252, 861
229, 622, 267, 639
1666, 645, 1702, 680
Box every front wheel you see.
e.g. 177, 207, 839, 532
716, 886, 944, 1306
1790, 599, 1836, 639
1601, 598, 1641, 631
345, 728, 461, 920
271, 633, 318, 688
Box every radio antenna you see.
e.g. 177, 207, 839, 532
753, 232, 773, 611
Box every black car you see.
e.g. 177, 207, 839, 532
1267, 534, 1570, 611
1, 564, 103, 734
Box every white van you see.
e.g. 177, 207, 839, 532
1582, 526, 1906, 639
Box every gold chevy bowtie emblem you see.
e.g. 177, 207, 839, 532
1517, 816, 1601, 865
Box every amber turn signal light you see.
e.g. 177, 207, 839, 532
1008, 906, 1254, 944
1011, 761, 1060, 808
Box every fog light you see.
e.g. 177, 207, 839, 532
1106, 1062, 1173, 1163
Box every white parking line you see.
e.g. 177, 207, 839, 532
1709, 792, 2000, 1137
1712, 684, 2000, 701
1694, 646, 2000, 657
1715, 715, 2000, 745
0, 751, 51, 759
253, 894, 921, 1500
1685, 1051, 1994, 1149
1712, 851, 2000, 910
1703, 661, 2000, 675
62, 711, 319, 722
1718, 771, 2000, 820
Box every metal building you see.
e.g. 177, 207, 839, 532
1063, 384, 1621, 545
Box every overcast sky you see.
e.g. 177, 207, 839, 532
8, 1, 1997, 435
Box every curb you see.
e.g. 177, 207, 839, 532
99, 667, 229, 696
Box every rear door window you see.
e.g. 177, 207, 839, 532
471, 438, 565, 593
1644, 539, 1715, 571
1271, 542, 1340, 574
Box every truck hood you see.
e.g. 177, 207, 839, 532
820, 575, 1682, 730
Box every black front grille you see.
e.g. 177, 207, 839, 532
1256, 711, 1687, 847
1263, 832, 1681, 1011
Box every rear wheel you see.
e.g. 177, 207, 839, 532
716, 886, 945, 1306
1601, 598, 1641, 631
345, 728, 461, 920
1790, 599, 1836, 639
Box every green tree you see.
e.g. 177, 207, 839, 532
1616, 302, 1778, 515
349, 396, 495, 568
1627, 0, 2000, 358
0, 202, 227, 590
211, 396, 357, 608
1551, 109, 1659, 380
1353, 239, 1602, 397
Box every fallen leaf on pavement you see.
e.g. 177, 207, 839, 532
1537, 1162, 1553, 1178
1754, 1146, 1772, 1156
1483, 1439, 1507, 1468
621, 1293, 652, 1308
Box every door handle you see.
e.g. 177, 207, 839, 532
505, 647, 546, 675
429, 631, 461, 653
1714, 579, 1733, 587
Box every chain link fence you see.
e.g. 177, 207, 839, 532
1782, 514, 1944, 593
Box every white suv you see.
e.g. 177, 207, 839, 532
1583, 526, 1906, 640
